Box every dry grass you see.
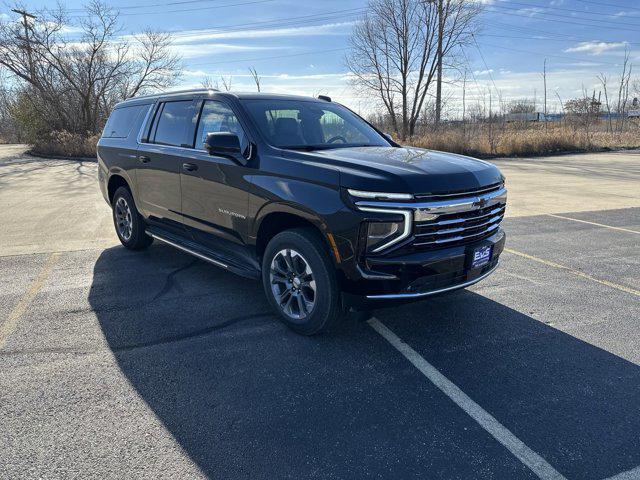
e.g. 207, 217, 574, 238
31, 130, 99, 158
409, 122, 640, 158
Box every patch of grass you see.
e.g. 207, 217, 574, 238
408, 123, 640, 158
30, 131, 99, 158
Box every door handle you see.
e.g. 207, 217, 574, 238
182, 163, 198, 172
138, 155, 151, 164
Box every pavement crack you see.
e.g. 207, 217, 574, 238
152, 259, 198, 301
0, 312, 274, 358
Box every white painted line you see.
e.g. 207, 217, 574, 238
0, 253, 59, 349
504, 248, 640, 297
604, 466, 640, 480
547, 213, 640, 235
368, 318, 567, 480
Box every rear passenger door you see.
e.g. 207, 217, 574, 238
136, 99, 196, 233
179, 99, 253, 251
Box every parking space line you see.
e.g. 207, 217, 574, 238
604, 465, 640, 480
0, 252, 59, 349
546, 213, 640, 235
368, 318, 567, 480
504, 248, 640, 297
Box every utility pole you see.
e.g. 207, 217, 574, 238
542, 58, 547, 129
543, 59, 547, 117
434, 0, 444, 126
11, 8, 37, 81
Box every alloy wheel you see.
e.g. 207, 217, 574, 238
269, 249, 316, 320
115, 197, 133, 241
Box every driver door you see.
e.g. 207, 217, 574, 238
179, 99, 253, 250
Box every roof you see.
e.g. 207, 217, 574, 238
114, 89, 328, 108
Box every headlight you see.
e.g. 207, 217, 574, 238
359, 207, 412, 253
347, 189, 413, 201
367, 221, 401, 252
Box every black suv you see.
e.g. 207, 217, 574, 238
98, 90, 507, 334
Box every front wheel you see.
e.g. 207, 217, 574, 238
262, 228, 344, 335
112, 186, 153, 250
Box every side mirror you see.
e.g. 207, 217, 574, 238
383, 132, 393, 141
204, 132, 241, 156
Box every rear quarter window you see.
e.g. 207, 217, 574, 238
102, 104, 149, 138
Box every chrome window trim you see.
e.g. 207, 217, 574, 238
136, 103, 155, 144
358, 207, 412, 253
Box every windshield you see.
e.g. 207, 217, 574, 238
240, 99, 390, 150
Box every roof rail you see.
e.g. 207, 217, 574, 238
125, 88, 220, 101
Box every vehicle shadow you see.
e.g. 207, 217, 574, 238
90, 245, 640, 480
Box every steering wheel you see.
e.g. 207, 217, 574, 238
326, 135, 348, 144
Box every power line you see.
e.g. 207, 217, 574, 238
186, 47, 349, 67
166, 8, 364, 39
486, 5, 640, 32
476, 42, 621, 66
66, 0, 278, 18
505, 0, 640, 26
480, 33, 639, 47
471, 34, 500, 97
572, 0, 640, 13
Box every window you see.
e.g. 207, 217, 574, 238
241, 99, 389, 149
102, 104, 148, 138
152, 100, 193, 147
195, 101, 247, 152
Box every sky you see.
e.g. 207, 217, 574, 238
3, 0, 640, 117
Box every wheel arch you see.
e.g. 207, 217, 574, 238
107, 172, 132, 205
253, 204, 334, 261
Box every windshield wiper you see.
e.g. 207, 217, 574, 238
280, 144, 378, 151
279, 145, 335, 151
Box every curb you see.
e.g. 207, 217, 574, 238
27, 150, 97, 162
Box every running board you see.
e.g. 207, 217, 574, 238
145, 228, 260, 279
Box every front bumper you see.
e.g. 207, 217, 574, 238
342, 229, 505, 308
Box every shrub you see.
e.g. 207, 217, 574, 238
409, 122, 640, 158
30, 130, 98, 158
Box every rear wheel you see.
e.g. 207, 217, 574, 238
262, 228, 343, 335
112, 186, 153, 250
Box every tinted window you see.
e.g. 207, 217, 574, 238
152, 100, 193, 147
195, 101, 247, 152
241, 99, 389, 149
102, 104, 148, 138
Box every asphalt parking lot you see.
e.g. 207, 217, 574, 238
0, 146, 639, 480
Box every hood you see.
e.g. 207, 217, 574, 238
287, 146, 502, 195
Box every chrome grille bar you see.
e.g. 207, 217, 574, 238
414, 222, 501, 246
415, 213, 503, 237
417, 206, 505, 228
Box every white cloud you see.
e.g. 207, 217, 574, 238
171, 43, 285, 59
170, 22, 353, 44
565, 41, 628, 56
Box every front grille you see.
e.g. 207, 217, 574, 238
414, 182, 503, 201
412, 202, 506, 249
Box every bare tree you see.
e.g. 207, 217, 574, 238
201, 75, 220, 90
346, 0, 482, 139
615, 49, 632, 132
220, 75, 233, 92
597, 73, 613, 133
0, 1, 181, 138
249, 66, 261, 92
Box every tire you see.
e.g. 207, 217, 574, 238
262, 228, 344, 335
112, 186, 153, 250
